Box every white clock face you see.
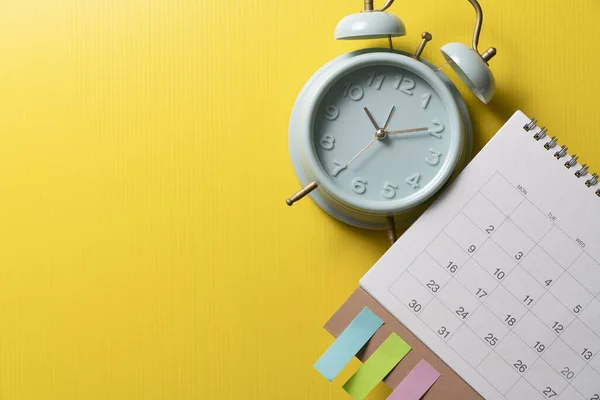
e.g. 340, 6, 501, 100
312, 64, 459, 212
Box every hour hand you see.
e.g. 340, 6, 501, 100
387, 127, 429, 135
363, 107, 380, 130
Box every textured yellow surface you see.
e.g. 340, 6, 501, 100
0, 1, 599, 399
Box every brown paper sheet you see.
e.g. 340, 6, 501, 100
324, 287, 483, 399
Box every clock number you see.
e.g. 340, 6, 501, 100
367, 72, 385, 90
332, 160, 347, 177
422, 93, 432, 109
381, 181, 398, 199
405, 173, 421, 189
429, 120, 445, 138
352, 177, 367, 194
324, 105, 340, 121
343, 82, 364, 101
320, 134, 335, 150
394, 75, 415, 96
425, 148, 442, 166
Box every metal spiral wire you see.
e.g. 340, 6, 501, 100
524, 117, 598, 196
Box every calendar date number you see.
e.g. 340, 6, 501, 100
505, 314, 516, 326
446, 261, 458, 273
455, 306, 469, 319
542, 387, 557, 398
582, 348, 594, 360
408, 299, 422, 313
484, 333, 498, 346
426, 280, 440, 293
534, 341, 546, 353
552, 321, 564, 334
513, 360, 527, 373
437, 326, 451, 339
561, 367, 575, 380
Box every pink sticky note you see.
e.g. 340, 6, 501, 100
386, 360, 441, 400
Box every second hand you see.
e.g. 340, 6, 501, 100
346, 138, 377, 167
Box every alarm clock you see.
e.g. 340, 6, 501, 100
286, 0, 498, 243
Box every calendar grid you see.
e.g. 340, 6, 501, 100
486, 178, 600, 373
501, 219, 600, 397
387, 171, 600, 399
478, 181, 600, 380
409, 210, 551, 396
479, 175, 600, 285
426, 212, 574, 396
442, 212, 574, 397
477, 213, 586, 397
470, 173, 600, 397
403, 237, 577, 398
532, 253, 592, 397
480, 189, 599, 311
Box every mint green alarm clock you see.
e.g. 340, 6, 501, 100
286, 0, 498, 243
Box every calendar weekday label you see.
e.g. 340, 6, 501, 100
361, 112, 600, 400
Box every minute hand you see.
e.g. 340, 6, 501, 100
387, 127, 429, 135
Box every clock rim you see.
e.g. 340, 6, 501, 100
303, 52, 464, 214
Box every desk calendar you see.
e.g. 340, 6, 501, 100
361, 111, 600, 399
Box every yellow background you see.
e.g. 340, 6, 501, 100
0, 0, 598, 399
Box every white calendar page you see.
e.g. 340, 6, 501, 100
361, 111, 600, 400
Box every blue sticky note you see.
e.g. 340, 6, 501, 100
314, 307, 384, 381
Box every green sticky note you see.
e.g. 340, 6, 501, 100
342, 333, 412, 400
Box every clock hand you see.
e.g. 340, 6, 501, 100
387, 127, 429, 135
345, 137, 377, 167
363, 107, 380, 130
382, 106, 396, 130
363, 106, 396, 131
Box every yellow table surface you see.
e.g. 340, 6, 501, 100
0, 1, 599, 399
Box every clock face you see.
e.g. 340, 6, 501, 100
311, 63, 460, 212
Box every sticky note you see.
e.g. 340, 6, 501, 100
386, 359, 441, 400
314, 307, 383, 381
343, 333, 412, 400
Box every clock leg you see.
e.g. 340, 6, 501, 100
286, 181, 319, 206
386, 216, 397, 245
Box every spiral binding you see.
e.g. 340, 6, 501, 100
524, 118, 600, 198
